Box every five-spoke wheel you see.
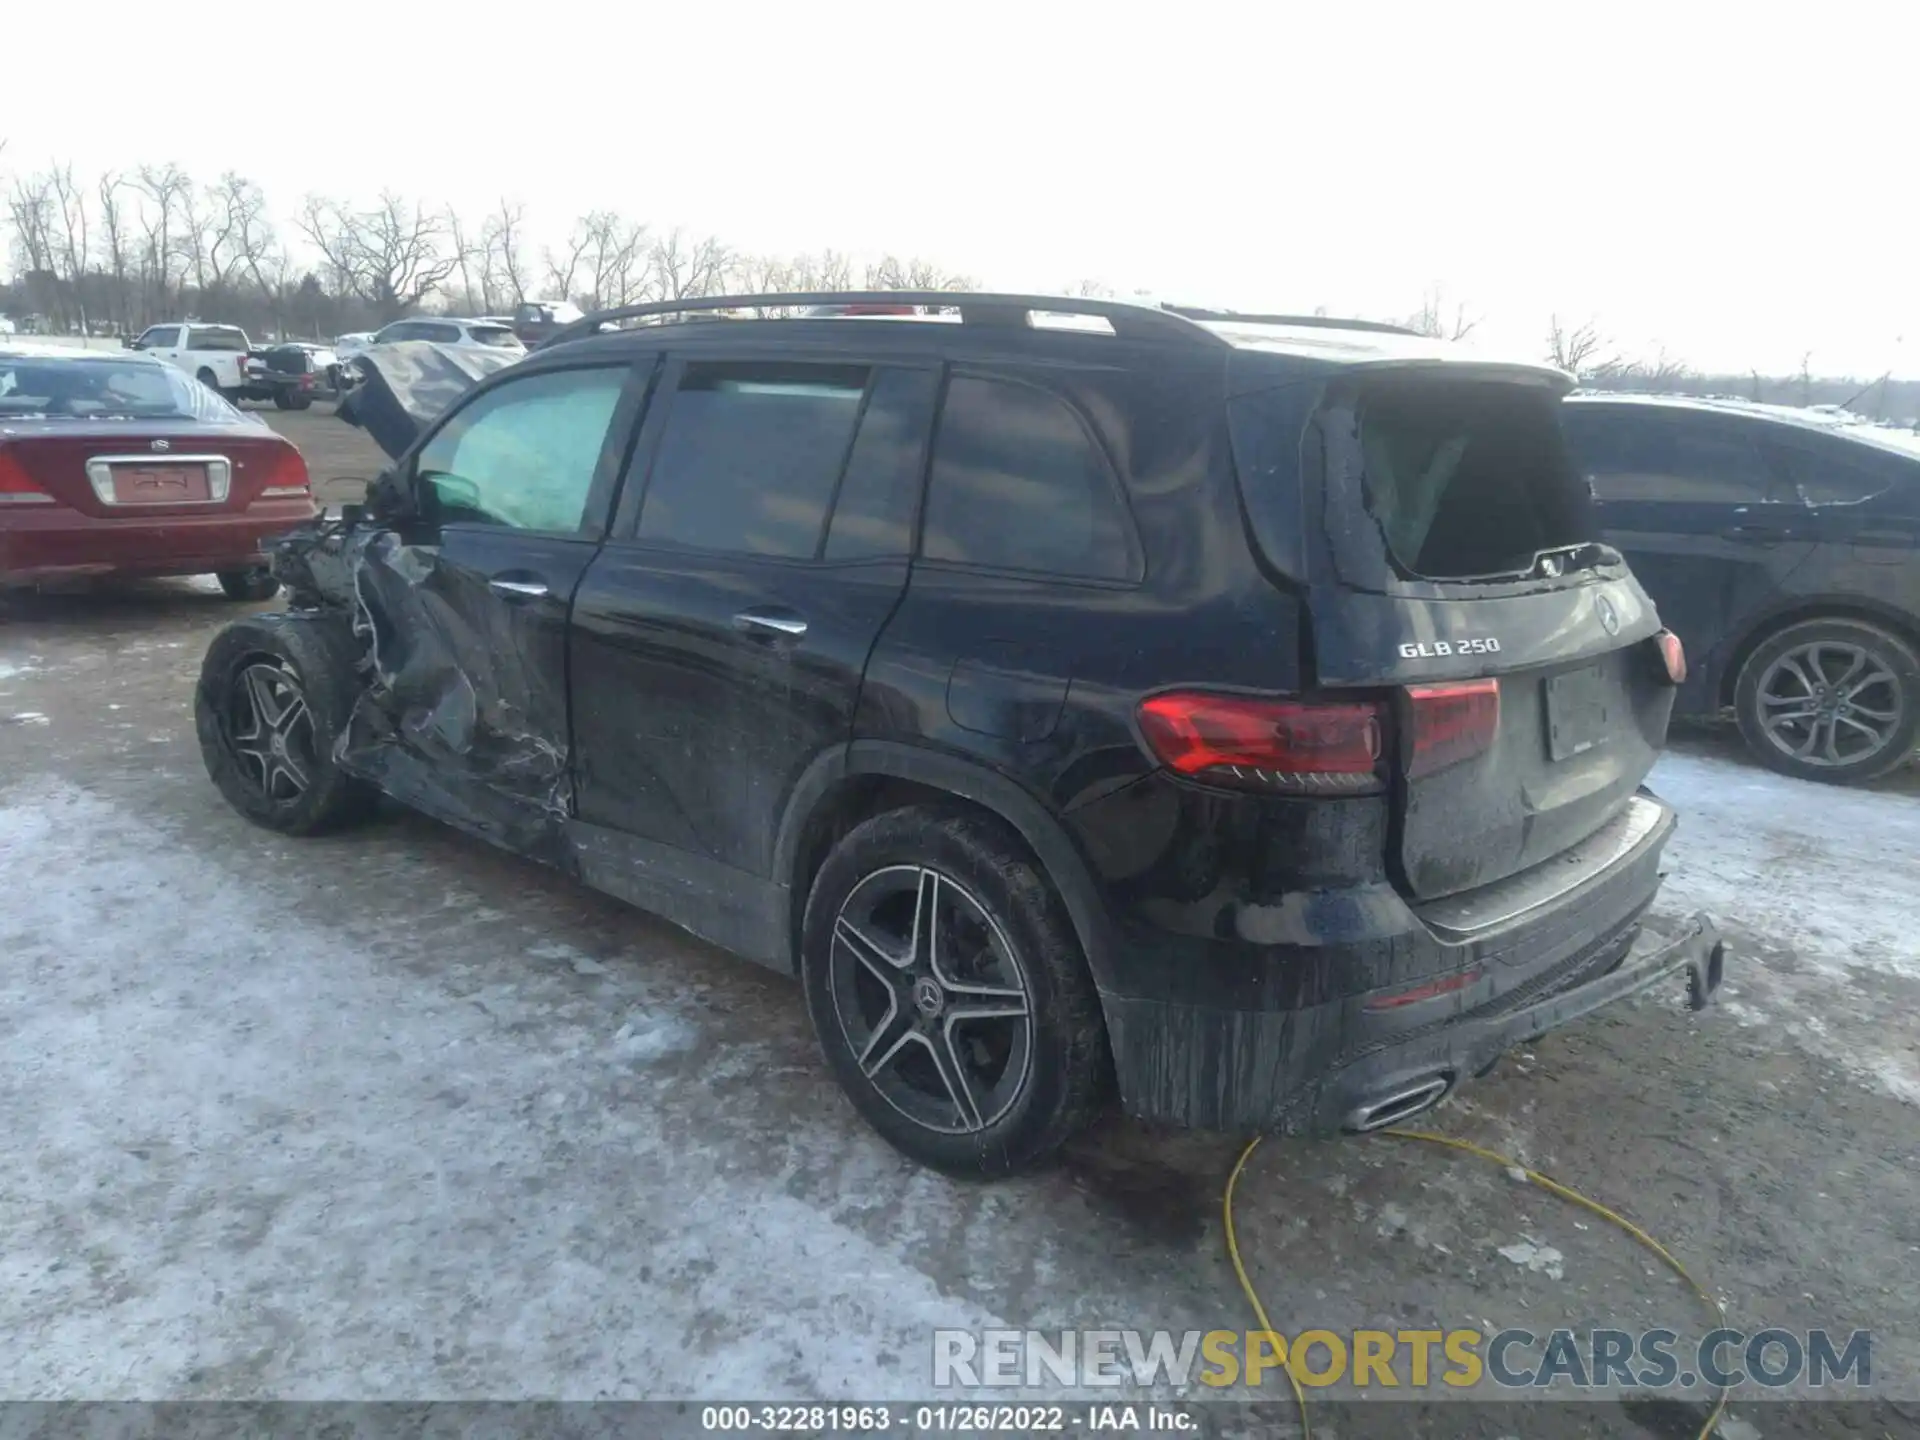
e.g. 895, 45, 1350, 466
802, 806, 1110, 1176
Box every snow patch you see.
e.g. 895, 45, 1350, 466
5, 712, 49, 726
613, 1011, 700, 1063
1496, 1239, 1565, 1281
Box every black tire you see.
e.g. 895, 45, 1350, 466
216, 568, 280, 602
272, 391, 295, 410
285, 393, 313, 411
1733, 616, 1920, 784
195, 612, 378, 835
195, 367, 220, 391
800, 805, 1111, 1178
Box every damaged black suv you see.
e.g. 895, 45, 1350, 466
196, 293, 1726, 1177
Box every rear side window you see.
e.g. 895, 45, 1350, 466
1353, 379, 1593, 578
192, 327, 250, 352
824, 368, 938, 561
922, 374, 1136, 580
468, 325, 521, 348
414, 367, 624, 533
1772, 438, 1898, 506
420, 322, 462, 344
636, 362, 867, 558
1569, 408, 1787, 505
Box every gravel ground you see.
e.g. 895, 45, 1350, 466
2, 404, 1915, 1436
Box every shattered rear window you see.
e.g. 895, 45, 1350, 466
1354, 378, 1593, 580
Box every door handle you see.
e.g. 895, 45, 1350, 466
733, 608, 808, 639
488, 578, 549, 600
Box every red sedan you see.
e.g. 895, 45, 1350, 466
0, 345, 318, 599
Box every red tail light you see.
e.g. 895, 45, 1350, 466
0, 448, 56, 505
1656, 630, 1687, 685
1406, 678, 1501, 778
1137, 692, 1384, 793
257, 445, 312, 500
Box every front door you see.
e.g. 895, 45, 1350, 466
346, 359, 648, 850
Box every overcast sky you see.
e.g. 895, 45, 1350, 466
5, 4, 1914, 377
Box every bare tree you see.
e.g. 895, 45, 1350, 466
299, 192, 459, 320
135, 163, 192, 320
1546, 314, 1610, 376
6, 171, 60, 326
481, 199, 530, 306
97, 172, 135, 334
447, 206, 488, 314
47, 165, 91, 331
1401, 286, 1478, 341
646, 228, 731, 301
865, 255, 972, 290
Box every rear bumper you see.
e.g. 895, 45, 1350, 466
1099, 789, 1726, 1133
0, 503, 315, 584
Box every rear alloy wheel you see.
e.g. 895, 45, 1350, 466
1734, 617, 1920, 784
217, 568, 280, 602
802, 806, 1110, 1177
196, 612, 377, 834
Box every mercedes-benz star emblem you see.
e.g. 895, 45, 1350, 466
1595, 592, 1620, 636
150, 439, 171, 453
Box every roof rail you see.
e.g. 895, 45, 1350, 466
542, 291, 1230, 349
1159, 304, 1422, 338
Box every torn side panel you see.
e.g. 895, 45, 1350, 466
337, 341, 522, 460
264, 518, 574, 863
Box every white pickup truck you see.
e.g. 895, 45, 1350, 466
128, 322, 254, 394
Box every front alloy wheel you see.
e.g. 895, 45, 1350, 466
225, 659, 317, 803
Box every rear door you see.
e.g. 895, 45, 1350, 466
569, 354, 935, 876
1263, 370, 1681, 900
1565, 402, 1814, 668
360, 359, 646, 832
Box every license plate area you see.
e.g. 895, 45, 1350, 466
86, 455, 230, 506
1544, 664, 1615, 761
110, 464, 210, 503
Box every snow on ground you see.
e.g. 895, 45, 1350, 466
1651, 747, 1920, 1102
0, 779, 1020, 1399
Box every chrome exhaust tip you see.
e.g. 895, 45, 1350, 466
1345, 1075, 1451, 1133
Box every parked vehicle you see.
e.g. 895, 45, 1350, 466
334, 332, 376, 361
192, 293, 1723, 1176
509, 299, 585, 349
0, 345, 316, 597
240, 342, 343, 409
1562, 394, 1920, 783
367, 317, 525, 353
128, 322, 256, 396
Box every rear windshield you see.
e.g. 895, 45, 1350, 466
191, 327, 250, 352
0, 357, 238, 420
469, 325, 522, 348
1353, 378, 1593, 580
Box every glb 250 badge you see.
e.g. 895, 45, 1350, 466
1399, 638, 1501, 659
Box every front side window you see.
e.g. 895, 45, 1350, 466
636, 361, 867, 558
414, 367, 624, 533
921, 374, 1135, 580
137, 326, 180, 349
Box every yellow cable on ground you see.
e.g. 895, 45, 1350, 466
1223, 1129, 1730, 1440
